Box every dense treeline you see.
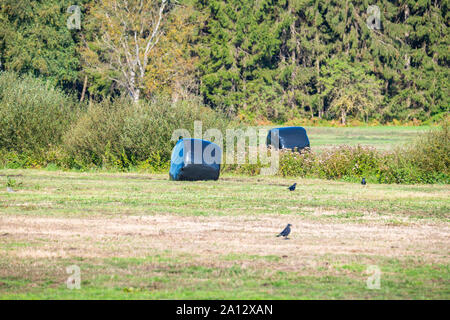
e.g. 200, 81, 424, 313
196, 0, 449, 122
0, 0, 448, 123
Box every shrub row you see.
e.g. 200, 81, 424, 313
222, 125, 449, 184
63, 96, 229, 169
0, 72, 78, 156
0, 71, 448, 184
0, 72, 230, 170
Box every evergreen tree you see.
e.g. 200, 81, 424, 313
0, 0, 90, 92
195, 0, 449, 122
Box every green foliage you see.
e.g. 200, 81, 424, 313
278, 148, 316, 177
377, 123, 450, 184
6, 176, 21, 188
0, 150, 36, 169
221, 125, 449, 184
195, 0, 449, 122
0, 70, 447, 184
0, 0, 90, 90
319, 57, 382, 124
274, 125, 449, 184
317, 145, 381, 180
64, 95, 230, 169
136, 152, 171, 173
0, 1, 447, 123
277, 145, 382, 180
0, 71, 78, 158
408, 123, 449, 174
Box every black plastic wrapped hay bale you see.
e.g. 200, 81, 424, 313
169, 138, 222, 181
266, 127, 310, 151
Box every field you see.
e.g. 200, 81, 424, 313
0, 125, 448, 299
304, 126, 431, 151
0, 167, 449, 299
1, 0, 448, 302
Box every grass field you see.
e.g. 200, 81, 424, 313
0, 169, 449, 299
304, 126, 431, 151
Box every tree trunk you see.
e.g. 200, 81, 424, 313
289, 12, 297, 110
341, 109, 346, 125
80, 75, 88, 102
133, 88, 140, 103
316, 58, 322, 119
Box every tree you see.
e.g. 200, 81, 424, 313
83, 0, 169, 102
1, 0, 447, 121
143, 1, 200, 101
195, 0, 448, 122
0, 0, 87, 91
195, 0, 289, 120
319, 57, 382, 124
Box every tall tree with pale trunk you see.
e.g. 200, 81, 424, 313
86, 0, 168, 102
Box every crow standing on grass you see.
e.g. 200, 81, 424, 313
277, 224, 292, 239
288, 183, 297, 191
361, 177, 366, 186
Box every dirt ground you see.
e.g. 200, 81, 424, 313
1, 213, 448, 270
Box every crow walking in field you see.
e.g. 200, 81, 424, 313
277, 224, 292, 239
361, 177, 366, 186
288, 183, 297, 191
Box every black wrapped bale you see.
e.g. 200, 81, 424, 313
266, 127, 310, 151
169, 138, 222, 181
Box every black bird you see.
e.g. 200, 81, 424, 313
288, 183, 297, 191
277, 224, 292, 239
361, 177, 366, 186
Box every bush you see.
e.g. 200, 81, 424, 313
277, 145, 381, 179
64, 96, 230, 169
408, 122, 449, 174
376, 123, 450, 184
0, 72, 79, 157
278, 148, 316, 177
0, 72, 447, 184
263, 127, 449, 184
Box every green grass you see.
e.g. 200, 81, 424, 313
0, 169, 448, 299
0, 170, 447, 219
304, 126, 431, 151
0, 254, 448, 299
0, 170, 450, 220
